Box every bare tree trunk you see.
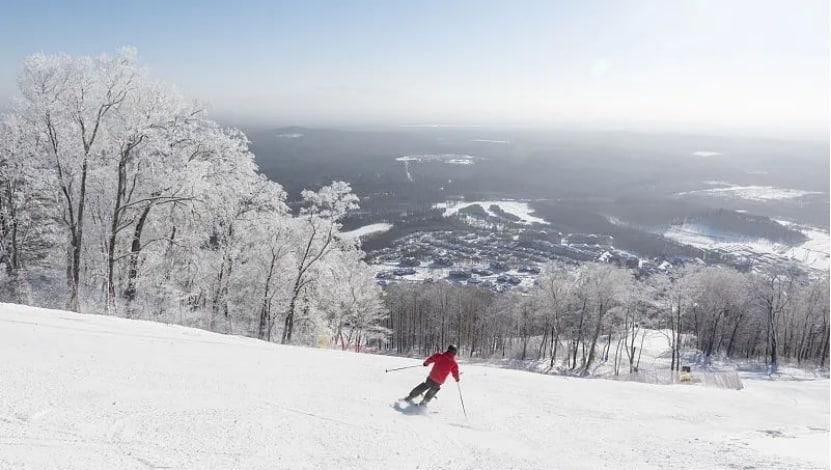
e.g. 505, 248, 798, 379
613, 336, 624, 375
635, 330, 646, 372
0, 182, 29, 304
768, 304, 778, 367
725, 312, 744, 358
581, 302, 607, 375
67, 158, 87, 313
706, 310, 724, 359
105, 157, 128, 313
572, 299, 587, 370
282, 275, 302, 344
538, 326, 548, 360
669, 304, 677, 371
122, 203, 153, 312
675, 302, 683, 371
257, 251, 278, 340
549, 327, 558, 369
602, 328, 612, 362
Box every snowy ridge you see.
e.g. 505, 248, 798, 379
1, 304, 828, 470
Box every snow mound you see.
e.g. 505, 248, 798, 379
1, 304, 827, 470
434, 200, 548, 225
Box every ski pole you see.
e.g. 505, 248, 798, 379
456, 381, 468, 420
384, 364, 422, 373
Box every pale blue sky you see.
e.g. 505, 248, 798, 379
0, 0, 827, 137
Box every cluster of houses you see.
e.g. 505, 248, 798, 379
367, 228, 683, 291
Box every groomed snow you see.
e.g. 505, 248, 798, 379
340, 223, 394, 240
435, 200, 549, 225
1, 304, 827, 470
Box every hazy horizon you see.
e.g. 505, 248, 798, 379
1, 0, 828, 139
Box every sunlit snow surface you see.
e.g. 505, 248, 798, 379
0, 305, 827, 470
395, 154, 476, 165
691, 150, 722, 157
677, 183, 822, 201
434, 200, 549, 225
340, 223, 393, 239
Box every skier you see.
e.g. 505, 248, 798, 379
403, 344, 460, 406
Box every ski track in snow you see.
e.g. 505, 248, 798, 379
0, 304, 827, 470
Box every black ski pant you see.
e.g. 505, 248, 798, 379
407, 378, 441, 403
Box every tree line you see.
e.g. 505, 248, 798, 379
381, 263, 829, 373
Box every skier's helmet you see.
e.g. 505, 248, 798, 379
447, 344, 458, 355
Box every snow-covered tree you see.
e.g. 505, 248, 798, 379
319, 249, 388, 351
3, 49, 387, 347
281, 181, 358, 344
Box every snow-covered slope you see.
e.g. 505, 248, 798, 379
1, 304, 828, 470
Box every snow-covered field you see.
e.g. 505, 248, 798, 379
434, 200, 548, 225
677, 183, 822, 201
1, 304, 828, 470
340, 223, 394, 240
665, 222, 830, 271
395, 154, 477, 165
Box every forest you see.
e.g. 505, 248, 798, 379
381, 264, 830, 373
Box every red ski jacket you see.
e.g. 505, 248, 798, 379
424, 352, 460, 385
